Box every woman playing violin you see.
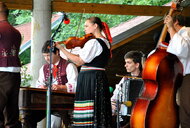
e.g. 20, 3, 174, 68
56, 16, 113, 127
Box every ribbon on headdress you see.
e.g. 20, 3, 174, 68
102, 22, 113, 58
102, 22, 113, 43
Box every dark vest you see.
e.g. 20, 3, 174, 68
84, 38, 110, 68
43, 58, 68, 85
0, 21, 21, 67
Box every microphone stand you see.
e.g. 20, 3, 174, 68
116, 83, 123, 128
116, 95, 120, 128
46, 13, 65, 128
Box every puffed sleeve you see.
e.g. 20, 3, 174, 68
65, 63, 78, 93
79, 39, 103, 63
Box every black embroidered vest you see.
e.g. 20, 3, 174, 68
84, 38, 110, 68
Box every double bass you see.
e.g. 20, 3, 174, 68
130, 1, 183, 128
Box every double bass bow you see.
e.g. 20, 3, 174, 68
130, 1, 184, 128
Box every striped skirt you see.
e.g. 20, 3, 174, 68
73, 70, 112, 128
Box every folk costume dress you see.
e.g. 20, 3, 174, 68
73, 38, 112, 128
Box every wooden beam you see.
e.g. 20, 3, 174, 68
3, 0, 32, 10
54, 0, 66, 1
3, 1, 190, 17
112, 21, 163, 50
6, 3, 32, 10
1, 0, 31, 4
52, 2, 190, 16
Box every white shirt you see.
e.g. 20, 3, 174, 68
35, 62, 78, 93
79, 38, 110, 63
60, 47, 81, 60
0, 67, 21, 72
167, 26, 190, 76
111, 77, 129, 116
111, 78, 125, 101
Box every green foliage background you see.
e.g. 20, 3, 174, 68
8, 0, 170, 65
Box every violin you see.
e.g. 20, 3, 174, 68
57, 33, 95, 49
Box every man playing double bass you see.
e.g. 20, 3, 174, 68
164, 14, 190, 128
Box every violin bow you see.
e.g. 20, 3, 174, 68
67, 9, 85, 53
75, 8, 85, 37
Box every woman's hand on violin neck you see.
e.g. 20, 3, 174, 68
55, 42, 63, 50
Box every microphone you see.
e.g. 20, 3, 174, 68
63, 12, 70, 24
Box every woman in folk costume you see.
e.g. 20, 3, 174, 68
56, 16, 113, 127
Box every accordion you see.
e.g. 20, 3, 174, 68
121, 78, 144, 115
